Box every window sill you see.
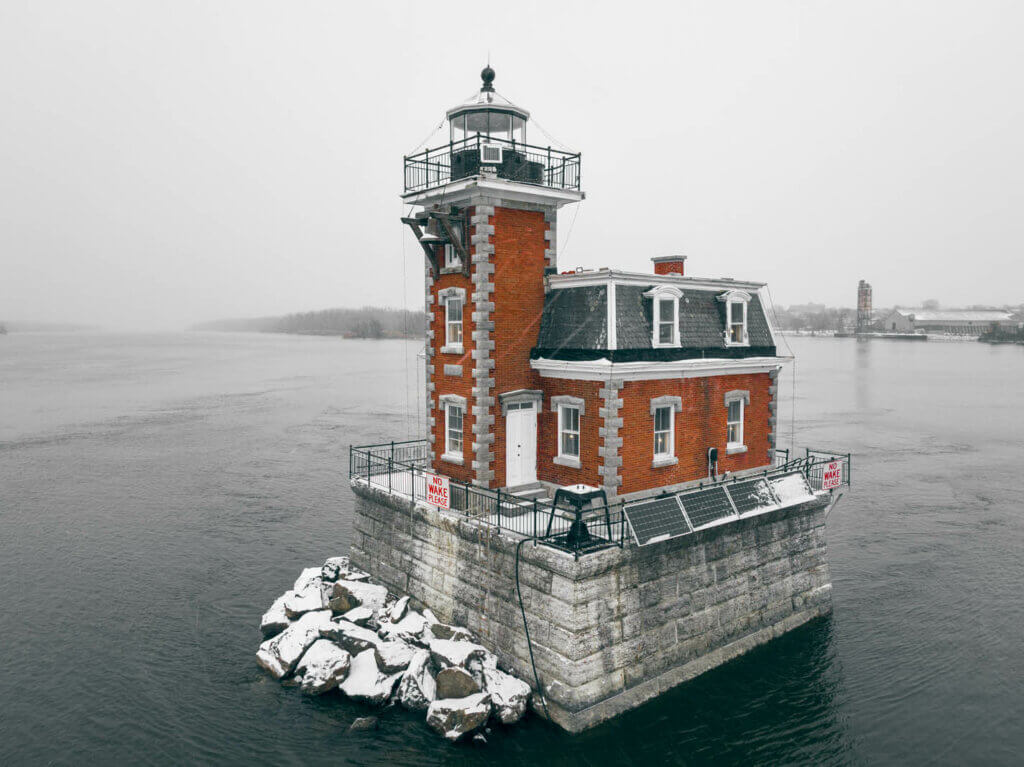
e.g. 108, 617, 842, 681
724, 341, 750, 348
440, 266, 463, 275
553, 455, 582, 469
652, 455, 678, 468
651, 341, 681, 349
440, 344, 464, 355
726, 444, 747, 455
441, 452, 464, 466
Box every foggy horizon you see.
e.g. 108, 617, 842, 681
2, 1, 1022, 331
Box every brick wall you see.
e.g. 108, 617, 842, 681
489, 206, 548, 488
617, 373, 774, 495
536, 381, 604, 488
653, 259, 686, 276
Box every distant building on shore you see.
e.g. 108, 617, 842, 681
879, 308, 1016, 335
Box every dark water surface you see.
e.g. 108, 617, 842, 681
2, 332, 1022, 765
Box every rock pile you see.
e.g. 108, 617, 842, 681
257, 556, 532, 742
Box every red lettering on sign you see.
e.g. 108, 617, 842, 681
425, 473, 450, 509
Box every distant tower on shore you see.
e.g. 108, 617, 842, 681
857, 280, 873, 332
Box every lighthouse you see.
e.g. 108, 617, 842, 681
351, 66, 850, 733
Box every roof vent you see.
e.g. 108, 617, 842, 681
652, 255, 686, 276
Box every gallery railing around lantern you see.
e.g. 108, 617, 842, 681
403, 135, 581, 195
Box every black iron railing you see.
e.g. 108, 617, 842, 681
404, 135, 581, 194
348, 441, 850, 556
349, 440, 623, 556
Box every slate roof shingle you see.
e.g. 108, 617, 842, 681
533, 283, 777, 362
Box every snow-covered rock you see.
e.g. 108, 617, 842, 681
426, 693, 492, 741
338, 649, 402, 705
429, 638, 489, 670
295, 639, 351, 694
374, 640, 416, 674
483, 667, 531, 724
284, 583, 327, 619
422, 608, 438, 625
428, 623, 474, 642
329, 580, 388, 614
292, 567, 322, 592
435, 667, 480, 699
260, 592, 292, 638
389, 595, 409, 623
379, 611, 429, 644
256, 609, 333, 679
396, 650, 436, 711
320, 556, 347, 583
320, 619, 382, 655
341, 606, 375, 627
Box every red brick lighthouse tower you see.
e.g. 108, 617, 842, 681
403, 66, 584, 491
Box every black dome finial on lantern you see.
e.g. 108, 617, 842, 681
481, 65, 495, 92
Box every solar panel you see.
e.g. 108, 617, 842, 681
725, 478, 777, 514
678, 485, 736, 529
624, 496, 692, 546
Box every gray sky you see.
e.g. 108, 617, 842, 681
1, 1, 1022, 329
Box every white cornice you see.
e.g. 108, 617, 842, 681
548, 269, 765, 293
402, 176, 585, 209
531, 356, 790, 381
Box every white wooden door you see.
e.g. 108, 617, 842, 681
505, 403, 537, 487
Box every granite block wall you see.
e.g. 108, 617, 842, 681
349, 480, 835, 732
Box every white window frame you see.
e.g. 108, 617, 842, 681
643, 285, 683, 348
718, 289, 751, 347
724, 390, 749, 454
650, 395, 681, 467
439, 394, 467, 464
438, 287, 465, 354
551, 395, 585, 468
653, 406, 673, 457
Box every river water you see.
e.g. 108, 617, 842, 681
1, 332, 1022, 765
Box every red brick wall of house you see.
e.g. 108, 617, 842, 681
536, 381, 604, 488
489, 206, 548, 489
428, 235, 476, 485
617, 372, 773, 495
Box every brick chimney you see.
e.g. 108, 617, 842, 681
652, 255, 687, 276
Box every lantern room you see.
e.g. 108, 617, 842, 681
403, 66, 581, 197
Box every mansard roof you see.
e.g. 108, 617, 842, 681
532, 271, 778, 362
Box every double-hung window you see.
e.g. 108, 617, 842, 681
653, 406, 673, 458
718, 290, 751, 347
726, 400, 743, 447
445, 297, 463, 347
724, 390, 749, 453
551, 395, 585, 468
439, 394, 467, 464
657, 298, 676, 345
727, 300, 747, 344
559, 406, 580, 458
445, 403, 464, 459
439, 287, 465, 354
650, 395, 681, 467
644, 285, 683, 348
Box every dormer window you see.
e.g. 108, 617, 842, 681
643, 285, 683, 348
718, 289, 752, 347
